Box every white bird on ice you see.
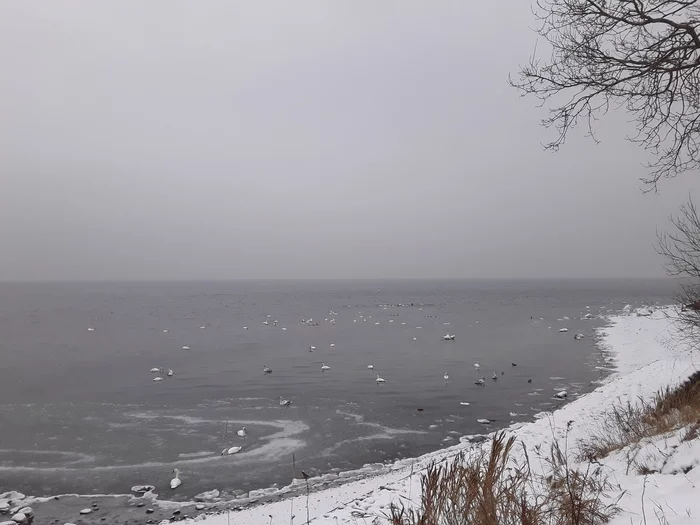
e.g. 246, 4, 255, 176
237, 427, 247, 437
376, 375, 386, 383
367, 364, 374, 369
321, 363, 330, 371
170, 469, 182, 489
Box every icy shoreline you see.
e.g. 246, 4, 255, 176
181, 307, 699, 525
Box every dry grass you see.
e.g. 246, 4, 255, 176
579, 371, 700, 464
388, 432, 618, 525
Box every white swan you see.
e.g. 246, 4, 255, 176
221, 446, 242, 455
262, 367, 272, 374
86, 328, 95, 332
263, 321, 269, 325
200, 325, 206, 330
330, 343, 335, 347
237, 427, 247, 437
321, 363, 330, 371
376, 375, 386, 383
474, 363, 480, 369
170, 469, 181, 489
460, 401, 470, 406
182, 345, 191, 350
278, 396, 292, 407
442, 334, 455, 341
444, 373, 449, 381
162, 329, 169, 333
309, 346, 316, 352
492, 372, 498, 380
554, 391, 568, 399
367, 364, 374, 369
150, 368, 160, 373
167, 369, 173, 377
153, 377, 163, 382
477, 418, 491, 424
244, 326, 248, 330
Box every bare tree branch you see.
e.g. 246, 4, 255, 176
510, 0, 700, 190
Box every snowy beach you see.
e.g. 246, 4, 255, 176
178, 307, 699, 525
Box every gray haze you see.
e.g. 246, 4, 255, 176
1, 1, 699, 281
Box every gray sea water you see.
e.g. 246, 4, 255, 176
0, 279, 674, 499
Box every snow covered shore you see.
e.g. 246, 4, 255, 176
182, 308, 699, 525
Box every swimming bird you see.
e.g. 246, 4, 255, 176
221, 446, 242, 456
244, 326, 248, 330
477, 418, 491, 424
150, 367, 160, 373
443, 372, 449, 381
309, 346, 316, 352
321, 363, 330, 371
511, 362, 517, 367
170, 469, 182, 489
237, 427, 247, 437
262, 367, 272, 374
182, 345, 191, 350
528, 378, 532, 383
492, 372, 498, 380
460, 402, 470, 406
278, 396, 292, 407
474, 363, 480, 369
153, 377, 163, 382
281, 327, 287, 331
474, 377, 485, 385
263, 321, 269, 326
554, 390, 568, 399
367, 364, 374, 369
200, 325, 206, 330
167, 369, 173, 377
162, 329, 169, 333
376, 375, 386, 383
87, 327, 95, 332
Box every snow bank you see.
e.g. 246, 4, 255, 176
185, 308, 699, 525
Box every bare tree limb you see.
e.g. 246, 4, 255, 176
511, 0, 700, 190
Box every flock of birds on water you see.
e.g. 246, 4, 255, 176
84, 305, 597, 490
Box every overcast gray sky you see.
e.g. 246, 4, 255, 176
1, 1, 698, 281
